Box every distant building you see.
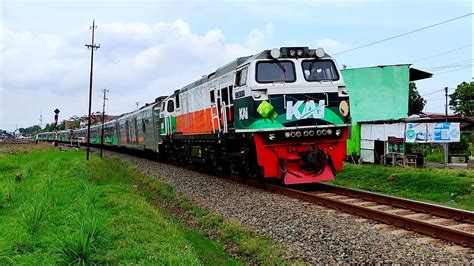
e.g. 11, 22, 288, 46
340, 64, 432, 157
79, 114, 119, 127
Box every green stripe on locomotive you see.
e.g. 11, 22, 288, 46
160, 116, 177, 135
233, 93, 348, 130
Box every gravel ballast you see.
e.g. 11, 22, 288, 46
105, 151, 473, 264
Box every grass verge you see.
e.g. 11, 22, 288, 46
0, 148, 241, 264
136, 173, 290, 265
331, 164, 474, 211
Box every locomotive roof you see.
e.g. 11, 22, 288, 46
178, 47, 328, 94
179, 55, 251, 93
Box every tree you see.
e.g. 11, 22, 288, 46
449, 81, 474, 116
408, 82, 426, 115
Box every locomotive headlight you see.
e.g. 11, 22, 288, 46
322, 129, 327, 135
309, 130, 315, 136
335, 129, 342, 136
316, 130, 322, 136
289, 49, 296, 57
270, 48, 281, 59
303, 130, 309, 137
339, 100, 350, 117
327, 129, 333, 135
297, 49, 303, 56
295, 131, 302, 137
290, 131, 296, 137
315, 47, 325, 58
268, 133, 276, 141
284, 132, 291, 138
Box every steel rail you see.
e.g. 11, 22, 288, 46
310, 183, 474, 223
254, 182, 474, 248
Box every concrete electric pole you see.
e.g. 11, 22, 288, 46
85, 20, 100, 160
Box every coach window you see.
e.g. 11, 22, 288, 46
167, 100, 175, 113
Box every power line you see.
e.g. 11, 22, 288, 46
424, 64, 473, 70
421, 87, 455, 97
334, 13, 473, 56
434, 65, 473, 75
412, 44, 473, 63
419, 59, 474, 70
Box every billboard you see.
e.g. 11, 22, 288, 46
405, 122, 460, 143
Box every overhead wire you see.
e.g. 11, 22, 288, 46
412, 44, 473, 63
434, 65, 473, 75
333, 13, 473, 56
419, 59, 474, 70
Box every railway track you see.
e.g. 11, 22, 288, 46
250, 181, 474, 248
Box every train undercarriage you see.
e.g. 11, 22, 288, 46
159, 128, 348, 185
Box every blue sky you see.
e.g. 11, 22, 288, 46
1, 0, 472, 131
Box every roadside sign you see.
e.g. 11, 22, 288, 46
405, 122, 460, 143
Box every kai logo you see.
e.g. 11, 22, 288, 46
239, 107, 248, 120
286, 100, 325, 120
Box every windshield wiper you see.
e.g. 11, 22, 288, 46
275, 61, 287, 80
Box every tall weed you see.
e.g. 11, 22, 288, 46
21, 199, 48, 235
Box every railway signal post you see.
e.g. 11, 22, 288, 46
85, 20, 100, 160
53, 108, 60, 146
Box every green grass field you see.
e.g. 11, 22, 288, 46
332, 164, 474, 211
0, 148, 241, 264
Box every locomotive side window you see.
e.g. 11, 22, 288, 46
175, 93, 180, 109
235, 67, 248, 87
167, 100, 175, 113
221, 87, 229, 105
256, 61, 295, 83
302, 60, 339, 81
209, 90, 215, 103
228, 85, 233, 103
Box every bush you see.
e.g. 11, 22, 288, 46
449, 134, 470, 154
425, 152, 444, 163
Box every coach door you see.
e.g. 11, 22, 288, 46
153, 104, 162, 147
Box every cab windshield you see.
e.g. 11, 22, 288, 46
256, 61, 296, 83
302, 60, 339, 81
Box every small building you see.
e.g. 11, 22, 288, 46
357, 117, 466, 164
340, 64, 432, 158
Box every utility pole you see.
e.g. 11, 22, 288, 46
85, 20, 100, 160
444, 86, 448, 169
444, 86, 448, 116
39, 109, 43, 129
100, 89, 109, 158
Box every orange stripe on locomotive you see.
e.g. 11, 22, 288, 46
176, 107, 232, 134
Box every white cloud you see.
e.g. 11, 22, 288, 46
1, 19, 273, 131
315, 38, 349, 54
